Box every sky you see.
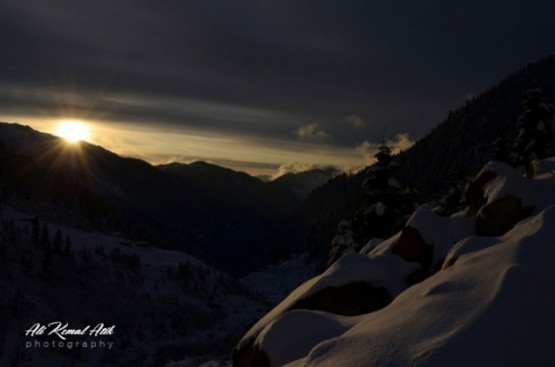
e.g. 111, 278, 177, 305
1, 0, 555, 177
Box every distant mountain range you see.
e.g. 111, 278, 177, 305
0, 123, 338, 272
269, 167, 339, 200
1, 56, 554, 275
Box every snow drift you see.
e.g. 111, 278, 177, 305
291, 205, 555, 367
236, 158, 555, 367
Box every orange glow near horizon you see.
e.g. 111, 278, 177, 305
2, 116, 369, 176
55, 120, 91, 143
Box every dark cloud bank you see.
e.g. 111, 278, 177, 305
1, 0, 555, 171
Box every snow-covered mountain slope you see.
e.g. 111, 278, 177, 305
0, 207, 271, 367
240, 253, 318, 305
269, 168, 339, 200
1, 206, 204, 268
0, 206, 319, 367
235, 157, 555, 367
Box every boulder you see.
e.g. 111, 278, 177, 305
233, 283, 391, 367
393, 226, 433, 270
233, 340, 270, 367
465, 170, 497, 216
290, 282, 391, 316
475, 195, 534, 236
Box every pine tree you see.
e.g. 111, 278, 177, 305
53, 229, 63, 254
64, 235, 73, 257
31, 219, 40, 247
510, 88, 555, 171
436, 163, 467, 216
490, 121, 511, 164
327, 219, 355, 266
39, 223, 50, 251
351, 139, 418, 246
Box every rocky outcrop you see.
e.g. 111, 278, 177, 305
290, 282, 391, 316
392, 226, 433, 270
465, 170, 498, 216
233, 341, 271, 367
475, 195, 534, 236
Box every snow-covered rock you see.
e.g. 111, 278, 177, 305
234, 252, 419, 366
294, 206, 555, 367
364, 207, 474, 272
367, 201, 386, 216
257, 310, 362, 367
359, 238, 384, 255
403, 207, 474, 268
236, 158, 555, 367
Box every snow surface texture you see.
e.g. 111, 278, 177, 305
292, 206, 555, 367
240, 253, 318, 305
1, 207, 315, 366
258, 310, 362, 367
245, 158, 555, 367
480, 160, 555, 211
0, 207, 204, 268
358, 238, 384, 255
405, 207, 474, 267
366, 207, 474, 270
238, 252, 419, 353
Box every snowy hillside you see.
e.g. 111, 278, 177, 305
240, 253, 318, 305
269, 168, 339, 200
0, 208, 270, 367
235, 157, 555, 367
0, 206, 320, 367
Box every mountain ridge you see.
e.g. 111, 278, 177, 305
0, 123, 302, 271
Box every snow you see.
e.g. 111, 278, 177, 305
237, 251, 419, 351
479, 160, 555, 211
368, 231, 401, 256
404, 206, 475, 267
367, 201, 386, 216
359, 238, 383, 255
240, 159, 555, 366
337, 219, 350, 229
1, 206, 205, 268
257, 310, 362, 367
287, 205, 555, 367
388, 177, 401, 188
365, 207, 474, 270
0, 206, 278, 366
316, 253, 419, 297
240, 253, 317, 305
331, 234, 346, 247
532, 156, 555, 178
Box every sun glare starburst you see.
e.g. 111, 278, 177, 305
55, 121, 90, 143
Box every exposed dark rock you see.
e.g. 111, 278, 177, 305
465, 170, 498, 216
393, 226, 434, 270
475, 195, 535, 236
291, 282, 391, 316
233, 340, 271, 367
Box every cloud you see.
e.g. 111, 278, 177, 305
294, 122, 331, 142
272, 162, 335, 179
344, 115, 365, 128
356, 133, 415, 161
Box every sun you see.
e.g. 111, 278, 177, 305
55, 121, 90, 143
